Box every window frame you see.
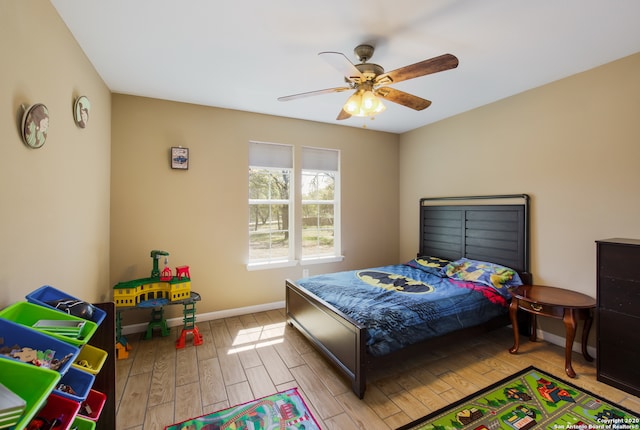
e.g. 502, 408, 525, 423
248, 142, 295, 269
296, 146, 342, 265
247, 143, 343, 270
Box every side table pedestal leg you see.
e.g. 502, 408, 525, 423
581, 312, 594, 362
509, 299, 520, 354
562, 309, 577, 378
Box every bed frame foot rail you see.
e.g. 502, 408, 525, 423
285, 279, 367, 398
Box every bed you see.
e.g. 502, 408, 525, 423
285, 194, 532, 398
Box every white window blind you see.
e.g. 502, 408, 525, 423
301, 147, 339, 172
249, 141, 293, 168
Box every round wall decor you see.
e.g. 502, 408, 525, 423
21, 103, 49, 149
74, 95, 90, 128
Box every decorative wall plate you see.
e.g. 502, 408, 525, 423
74, 95, 90, 128
21, 103, 49, 149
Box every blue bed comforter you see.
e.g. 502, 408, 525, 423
296, 262, 517, 357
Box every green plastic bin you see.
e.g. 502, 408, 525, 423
0, 301, 97, 346
0, 358, 61, 430
71, 416, 96, 430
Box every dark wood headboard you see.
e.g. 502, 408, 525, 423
419, 194, 530, 281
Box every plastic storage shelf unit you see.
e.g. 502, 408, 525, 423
0, 318, 80, 375
0, 358, 61, 430
53, 365, 95, 403
26, 285, 106, 325
0, 301, 98, 346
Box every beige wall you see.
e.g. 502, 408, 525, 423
4, 0, 639, 346
399, 52, 640, 341
110, 95, 399, 320
0, 1, 111, 307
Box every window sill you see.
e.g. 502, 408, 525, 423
246, 260, 299, 271
246, 255, 344, 271
301, 255, 344, 266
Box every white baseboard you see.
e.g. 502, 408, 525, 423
121, 301, 286, 335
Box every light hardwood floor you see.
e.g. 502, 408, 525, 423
115, 308, 640, 429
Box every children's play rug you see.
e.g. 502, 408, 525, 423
397, 366, 640, 430
164, 387, 321, 430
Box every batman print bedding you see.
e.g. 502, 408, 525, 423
295, 256, 523, 357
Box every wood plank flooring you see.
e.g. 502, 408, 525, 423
115, 308, 640, 429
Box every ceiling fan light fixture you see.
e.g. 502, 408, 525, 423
279, 45, 457, 120
343, 89, 385, 117
343, 91, 363, 114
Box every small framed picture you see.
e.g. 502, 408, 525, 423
171, 147, 189, 170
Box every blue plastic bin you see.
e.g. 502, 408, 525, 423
0, 301, 97, 346
26, 285, 106, 325
0, 318, 79, 375
53, 365, 95, 402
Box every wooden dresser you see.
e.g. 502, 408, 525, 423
596, 238, 640, 397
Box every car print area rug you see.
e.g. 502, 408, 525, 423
397, 366, 640, 430
164, 387, 321, 430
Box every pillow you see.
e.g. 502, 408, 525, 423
405, 256, 451, 276
442, 258, 522, 296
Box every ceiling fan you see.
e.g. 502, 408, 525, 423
278, 44, 459, 120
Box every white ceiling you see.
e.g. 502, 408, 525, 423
51, 0, 640, 134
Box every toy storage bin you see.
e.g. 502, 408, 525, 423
0, 301, 97, 346
77, 389, 106, 421
71, 416, 96, 430
0, 382, 25, 429
26, 285, 106, 325
0, 318, 79, 375
27, 392, 81, 430
0, 358, 61, 430
71, 344, 108, 375
53, 365, 95, 403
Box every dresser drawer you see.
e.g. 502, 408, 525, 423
598, 277, 640, 314
598, 242, 640, 280
598, 309, 640, 395
598, 344, 640, 397
598, 309, 640, 347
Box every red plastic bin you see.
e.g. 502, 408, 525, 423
27, 392, 80, 430
77, 389, 106, 421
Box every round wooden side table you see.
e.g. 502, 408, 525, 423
508, 284, 596, 378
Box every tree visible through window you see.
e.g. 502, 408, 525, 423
248, 142, 293, 264
301, 146, 340, 260
301, 171, 335, 258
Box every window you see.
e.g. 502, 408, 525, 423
301, 147, 340, 260
248, 142, 341, 268
248, 142, 293, 265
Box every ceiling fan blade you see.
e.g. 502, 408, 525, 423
318, 51, 364, 82
278, 87, 351, 102
376, 53, 458, 85
336, 109, 351, 120
376, 87, 432, 111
